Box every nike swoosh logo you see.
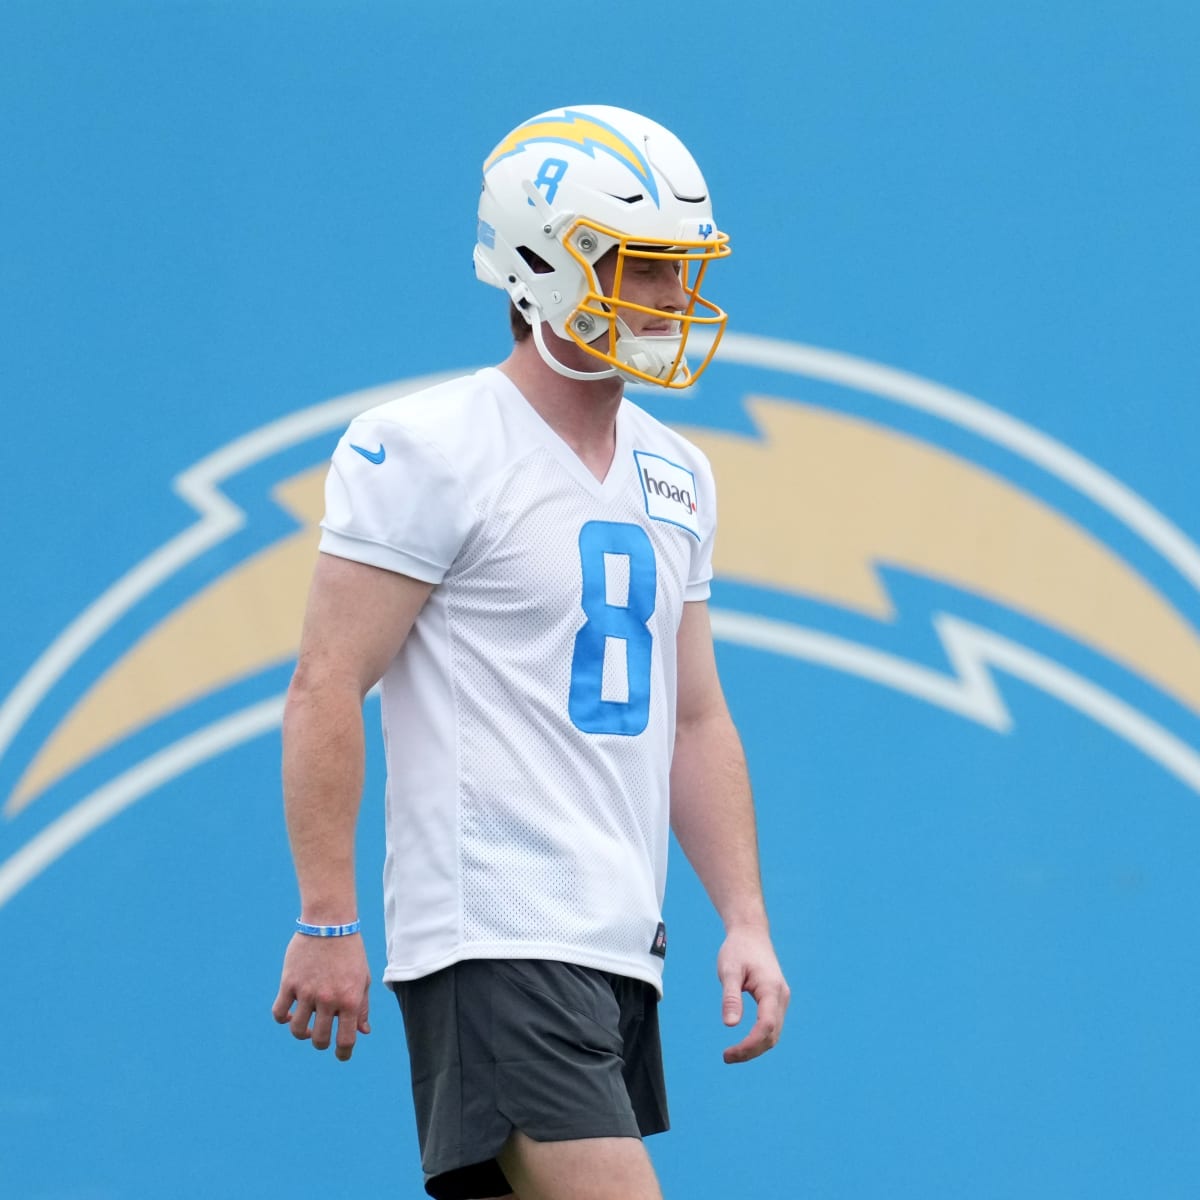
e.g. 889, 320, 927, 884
350, 443, 386, 465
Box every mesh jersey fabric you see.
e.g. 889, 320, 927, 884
318, 367, 716, 993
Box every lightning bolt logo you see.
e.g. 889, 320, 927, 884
3, 340, 1200, 909
484, 108, 660, 206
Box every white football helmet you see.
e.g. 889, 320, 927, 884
474, 104, 730, 388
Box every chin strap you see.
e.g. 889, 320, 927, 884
529, 312, 691, 387
530, 315, 620, 382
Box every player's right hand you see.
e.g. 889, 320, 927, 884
272, 932, 372, 1062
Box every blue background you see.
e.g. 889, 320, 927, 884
2, 3, 1198, 1197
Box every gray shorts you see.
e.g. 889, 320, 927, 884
392, 958, 670, 1200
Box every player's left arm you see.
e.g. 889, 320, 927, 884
669, 599, 791, 1064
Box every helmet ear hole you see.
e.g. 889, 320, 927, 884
516, 245, 555, 275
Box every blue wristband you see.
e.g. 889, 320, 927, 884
295, 918, 361, 937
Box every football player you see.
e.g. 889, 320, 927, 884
273, 104, 789, 1200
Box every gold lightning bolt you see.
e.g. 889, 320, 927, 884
484, 114, 650, 186
5, 467, 327, 815
681, 397, 1200, 717
10, 396, 1200, 815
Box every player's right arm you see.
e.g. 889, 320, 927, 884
271, 551, 433, 1061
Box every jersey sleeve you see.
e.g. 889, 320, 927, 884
685, 449, 717, 602
318, 417, 475, 583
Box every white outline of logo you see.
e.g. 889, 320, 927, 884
3, 335, 1199, 908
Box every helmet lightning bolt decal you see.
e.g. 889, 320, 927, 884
484, 109, 660, 205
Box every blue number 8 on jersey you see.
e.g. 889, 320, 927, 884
569, 521, 657, 735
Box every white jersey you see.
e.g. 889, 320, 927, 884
318, 367, 716, 993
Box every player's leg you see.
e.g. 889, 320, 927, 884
394, 965, 518, 1198
498, 1130, 663, 1200
394, 959, 669, 1200
495, 964, 668, 1200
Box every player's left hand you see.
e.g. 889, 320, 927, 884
716, 924, 790, 1064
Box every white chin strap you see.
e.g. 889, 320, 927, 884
529, 314, 689, 386
531, 317, 619, 382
